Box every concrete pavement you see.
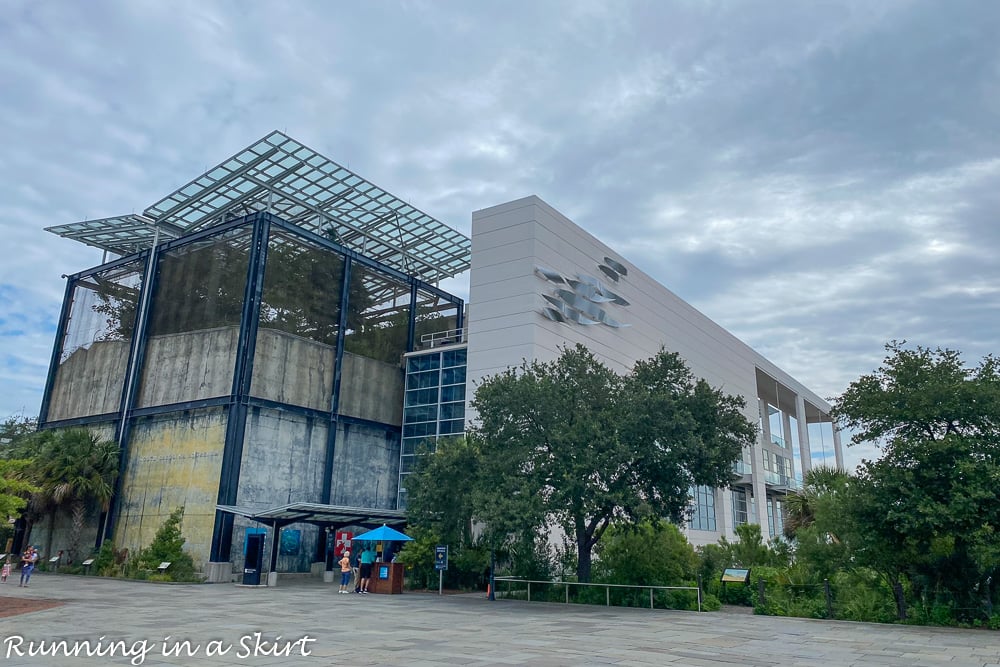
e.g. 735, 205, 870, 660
1, 572, 998, 666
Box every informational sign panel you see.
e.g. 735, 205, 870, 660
721, 568, 750, 583
435, 545, 449, 571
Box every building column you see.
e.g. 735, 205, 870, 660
759, 397, 773, 447
782, 411, 794, 453
795, 395, 812, 477
750, 399, 768, 526
832, 425, 845, 471
719, 488, 735, 540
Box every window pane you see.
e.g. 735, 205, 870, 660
439, 402, 464, 421
441, 366, 466, 385
405, 387, 439, 407
440, 384, 465, 403
407, 370, 440, 390
138, 227, 252, 407
251, 229, 343, 410
47, 259, 145, 421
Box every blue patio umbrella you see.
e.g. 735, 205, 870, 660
351, 524, 413, 542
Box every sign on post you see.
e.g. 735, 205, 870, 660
434, 545, 449, 571
435, 545, 449, 596
721, 568, 750, 583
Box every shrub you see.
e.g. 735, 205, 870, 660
701, 593, 722, 611
131, 506, 198, 582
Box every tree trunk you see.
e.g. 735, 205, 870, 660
576, 531, 593, 583
45, 510, 55, 558
69, 499, 85, 563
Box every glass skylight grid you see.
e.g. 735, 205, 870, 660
47, 132, 471, 284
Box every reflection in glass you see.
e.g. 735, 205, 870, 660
138, 227, 252, 407
47, 260, 145, 421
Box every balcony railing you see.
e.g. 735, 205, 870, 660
419, 328, 467, 348
732, 461, 752, 475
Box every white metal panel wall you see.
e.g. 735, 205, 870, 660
466, 195, 835, 540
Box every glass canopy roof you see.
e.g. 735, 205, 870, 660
46, 131, 471, 284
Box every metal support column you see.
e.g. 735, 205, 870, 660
321, 256, 353, 506
211, 215, 270, 562
105, 240, 159, 543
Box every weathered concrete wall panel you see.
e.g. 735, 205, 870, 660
330, 421, 400, 509
339, 354, 404, 425
250, 329, 334, 411
137, 327, 239, 407
47, 340, 129, 421
117, 408, 226, 568
233, 407, 328, 571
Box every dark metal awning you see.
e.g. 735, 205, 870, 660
216, 502, 407, 528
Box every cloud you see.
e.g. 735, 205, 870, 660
1, 0, 998, 481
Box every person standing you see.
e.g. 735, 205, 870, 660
359, 546, 376, 594
19, 547, 39, 587
337, 550, 352, 594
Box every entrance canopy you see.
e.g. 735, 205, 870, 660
216, 502, 407, 529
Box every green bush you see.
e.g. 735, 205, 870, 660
832, 570, 896, 623
701, 593, 722, 611
131, 506, 199, 582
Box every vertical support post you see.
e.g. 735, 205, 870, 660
106, 238, 160, 543
832, 426, 845, 471
38, 276, 75, 425
527, 581, 531, 602
606, 586, 610, 607
649, 588, 653, 609
438, 569, 443, 596
407, 282, 418, 352
323, 256, 353, 506
795, 395, 812, 476
893, 582, 907, 620
211, 215, 270, 563
488, 548, 495, 601
825, 578, 833, 618
565, 583, 569, 604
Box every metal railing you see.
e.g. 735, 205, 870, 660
419, 328, 467, 348
493, 577, 702, 612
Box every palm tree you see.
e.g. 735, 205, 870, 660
32, 430, 120, 562
782, 466, 850, 540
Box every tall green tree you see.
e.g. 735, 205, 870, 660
471, 344, 757, 582
404, 436, 481, 548
833, 342, 1000, 616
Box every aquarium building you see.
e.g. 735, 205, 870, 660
39, 132, 843, 578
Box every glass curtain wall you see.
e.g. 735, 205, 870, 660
399, 346, 467, 507
731, 488, 749, 526
789, 414, 803, 484
414, 291, 461, 344
688, 485, 717, 531
809, 420, 837, 468
250, 229, 344, 411
343, 265, 412, 364
136, 226, 253, 408
766, 497, 785, 538
46, 259, 145, 421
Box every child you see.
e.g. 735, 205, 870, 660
1, 560, 10, 583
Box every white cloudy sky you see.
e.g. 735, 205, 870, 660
1, 1, 998, 471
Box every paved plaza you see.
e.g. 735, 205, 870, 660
1, 573, 998, 666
